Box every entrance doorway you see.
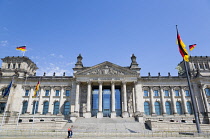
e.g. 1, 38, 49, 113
91, 86, 121, 117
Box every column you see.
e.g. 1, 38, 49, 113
48, 87, 54, 114
149, 87, 155, 115
132, 87, 136, 113
134, 82, 140, 113
27, 87, 33, 114
97, 81, 103, 118
122, 81, 129, 118
181, 87, 188, 114
59, 86, 64, 114
85, 81, 92, 118
37, 87, 44, 114
111, 81, 116, 118
201, 84, 209, 113
170, 86, 177, 114
74, 82, 80, 117
160, 87, 166, 115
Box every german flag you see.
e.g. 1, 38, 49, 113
16, 46, 26, 51
189, 44, 196, 51
176, 26, 189, 62
33, 81, 40, 98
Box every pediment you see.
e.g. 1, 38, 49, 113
75, 61, 139, 76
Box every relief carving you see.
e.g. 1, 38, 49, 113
86, 65, 125, 75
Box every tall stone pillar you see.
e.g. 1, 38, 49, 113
37, 87, 44, 114
111, 81, 116, 118
122, 81, 129, 118
85, 81, 92, 118
74, 82, 80, 117
149, 87, 155, 115
97, 81, 103, 118
48, 87, 54, 114
160, 87, 166, 115
170, 86, 177, 114
134, 82, 143, 122
181, 87, 188, 114
59, 86, 64, 114
27, 87, 34, 114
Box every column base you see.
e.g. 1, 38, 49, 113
122, 111, 129, 118
84, 112, 91, 118
97, 112, 103, 118
110, 112, 116, 118
72, 112, 79, 117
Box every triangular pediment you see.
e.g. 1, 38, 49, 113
75, 61, 139, 76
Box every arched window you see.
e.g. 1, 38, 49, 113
144, 102, 150, 115
165, 101, 172, 115
186, 101, 193, 114
53, 101, 60, 115
63, 101, 70, 115
205, 88, 210, 96
32, 101, 39, 114
22, 101, 28, 114
176, 101, 182, 115
43, 101, 49, 114
155, 102, 161, 115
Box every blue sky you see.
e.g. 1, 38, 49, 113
0, 0, 210, 76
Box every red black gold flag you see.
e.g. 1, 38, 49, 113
16, 46, 26, 51
33, 81, 40, 98
189, 44, 196, 51
176, 26, 189, 62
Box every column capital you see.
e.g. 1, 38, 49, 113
122, 81, 127, 85
76, 81, 81, 85
111, 81, 115, 85
200, 84, 206, 89
98, 81, 103, 85
87, 81, 92, 85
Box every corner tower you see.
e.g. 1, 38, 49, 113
0, 56, 38, 77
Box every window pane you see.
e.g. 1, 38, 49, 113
43, 101, 49, 114
165, 101, 172, 115
144, 102, 150, 115
25, 90, 29, 96
205, 88, 210, 96
32, 101, 39, 114
175, 90, 180, 96
53, 101, 60, 115
176, 101, 182, 115
66, 90, 70, 96
144, 90, 149, 97
164, 90, 169, 97
155, 102, 161, 115
63, 102, 70, 115
45, 90, 50, 96
154, 90, 159, 97
55, 90, 60, 96
185, 90, 190, 96
186, 102, 193, 114
22, 101, 28, 114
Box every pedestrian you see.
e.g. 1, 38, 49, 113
67, 127, 73, 138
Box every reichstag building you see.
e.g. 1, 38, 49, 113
0, 54, 210, 124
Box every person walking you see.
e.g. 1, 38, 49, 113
67, 127, 73, 138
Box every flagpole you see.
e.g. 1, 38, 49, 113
32, 78, 41, 123
183, 60, 201, 133
0, 76, 14, 129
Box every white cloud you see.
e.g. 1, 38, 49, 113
0, 40, 8, 47
50, 53, 55, 56
59, 55, 64, 58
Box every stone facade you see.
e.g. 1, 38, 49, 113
0, 55, 210, 124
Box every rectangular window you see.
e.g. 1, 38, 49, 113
25, 90, 29, 96
144, 90, 149, 97
55, 90, 60, 96
199, 64, 203, 69
66, 90, 70, 96
185, 90, 190, 96
164, 90, 169, 97
45, 90, 50, 96
175, 90, 180, 96
154, 90, 159, 97
13, 63, 16, 69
